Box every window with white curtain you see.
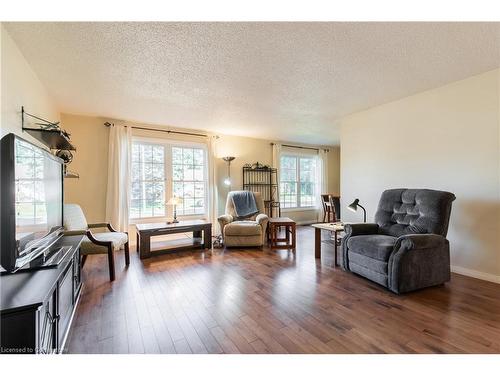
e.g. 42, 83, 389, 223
172, 146, 206, 215
130, 140, 207, 219
131, 142, 166, 218
279, 154, 317, 209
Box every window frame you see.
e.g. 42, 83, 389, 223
15, 140, 51, 228
171, 145, 207, 217
279, 153, 318, 211
129, 136, 208, 223
130, 140, 167, 220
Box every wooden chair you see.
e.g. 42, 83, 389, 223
321, 194, 341, 222
63, 204, 130, 281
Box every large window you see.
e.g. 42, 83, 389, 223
130, 141, 207, 219
279, 154, 317, 209
172, 147, 206, 215
131, 143, 166, 218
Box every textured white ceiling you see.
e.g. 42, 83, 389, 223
4, 22, 500, 145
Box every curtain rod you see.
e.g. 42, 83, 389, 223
104, 122, 208, 138
270, 142, 329, 152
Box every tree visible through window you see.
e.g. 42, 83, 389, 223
15, 140, 48, 226
131, 143, 166, 218
172, 147, 206, 215
130, 141, 207, 219
279, 155, 317, 209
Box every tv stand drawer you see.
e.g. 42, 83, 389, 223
39, 291, 57, 354
57, 263, 74, 348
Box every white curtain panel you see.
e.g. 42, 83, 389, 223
207, 135, 219, 234
105, 124, 132, 232
317, 149, 329, 222
272, 142, 282, 206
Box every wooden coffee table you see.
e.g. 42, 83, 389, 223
136, 220, 212, 259
311, 222, 344, 266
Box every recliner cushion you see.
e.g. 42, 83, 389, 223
347, 234, 396, 262
374, 189, 456, 237
224, 221, 262, 236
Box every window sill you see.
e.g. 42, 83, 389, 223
281, 207, 318, 213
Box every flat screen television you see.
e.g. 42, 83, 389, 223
1, 133, 64, 272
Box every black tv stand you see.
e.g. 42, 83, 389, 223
17, 245, 74, 272
0, 235, 84, 354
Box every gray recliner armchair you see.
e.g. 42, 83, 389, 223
342, 188, 456, 294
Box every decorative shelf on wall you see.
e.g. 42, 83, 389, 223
21, 107, 79, 179
64, 172, 80, 179
22, 128, 76, 151
64, 165, 80, 179
21, 107, 76, 151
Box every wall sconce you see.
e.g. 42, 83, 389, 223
222, 156, 235, 186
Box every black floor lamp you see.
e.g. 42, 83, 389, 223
347, 199, 367, 223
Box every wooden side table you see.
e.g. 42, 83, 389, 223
267, 217, 296, 251
311, 222, 344, 266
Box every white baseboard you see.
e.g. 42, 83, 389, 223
451, 265, 500, 284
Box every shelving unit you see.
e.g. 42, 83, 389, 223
63, 165, 80, 179
21, 107, 78, 178
21, 107, 76, 151
21, 128, 76, 151
242, 165, 281, 217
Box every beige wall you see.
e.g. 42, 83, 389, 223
61, 113, 110, 223
1, 24, 59, 140
340, 68, 500, 282
62, 113, 341, 228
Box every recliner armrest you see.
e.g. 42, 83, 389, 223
395, 234, 448, 251
255, 214, 269, 243
344, 223, 379, 236
255, 213, 269, 225
388, 233, 450, 293
218, 214, 234, 225
218, 214, 234, 235
341, 223, 379, 270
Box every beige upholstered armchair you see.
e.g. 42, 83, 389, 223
63, 204, 129, 281
218, 191, 269, 247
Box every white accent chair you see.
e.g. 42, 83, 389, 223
63, 204, 129, 281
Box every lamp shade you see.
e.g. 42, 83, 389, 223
347, 199, 360, 212
167, 196, 183, 205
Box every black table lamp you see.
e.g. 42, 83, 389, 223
347, 198, 367, 223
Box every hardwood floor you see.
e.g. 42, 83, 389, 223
66, 225, 500, 354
